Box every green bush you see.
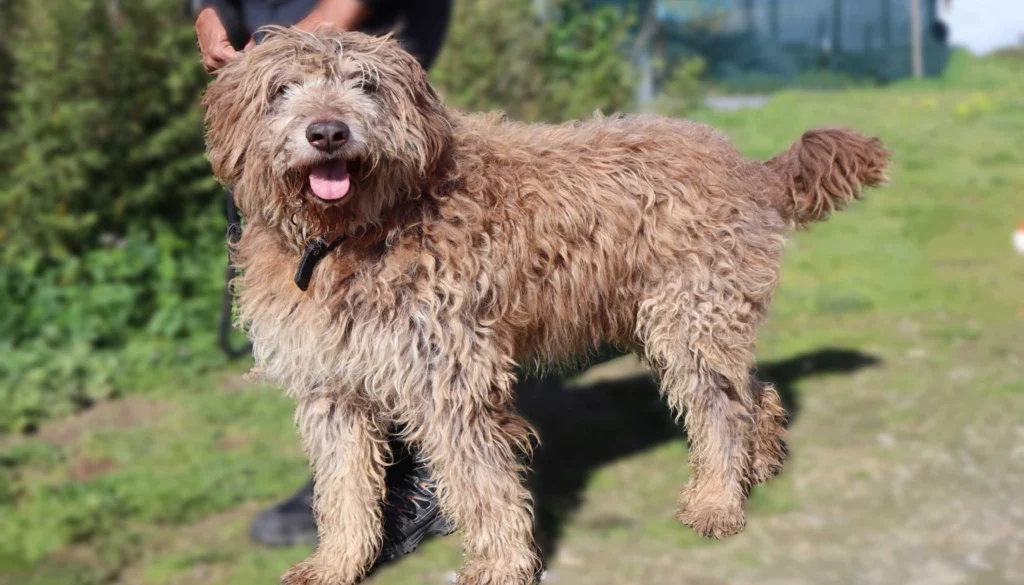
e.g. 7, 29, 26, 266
0, 0, 216, 261
432, 0, 637, 122
653, 55, 708, 118
0, 0, 225, 432
0, 0, 17, 142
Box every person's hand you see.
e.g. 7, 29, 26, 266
195, 7, 240, 73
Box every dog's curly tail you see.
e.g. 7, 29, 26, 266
765, 128, 890, 227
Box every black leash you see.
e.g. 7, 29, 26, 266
218, 189, 253, 359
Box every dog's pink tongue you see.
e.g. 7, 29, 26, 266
308, 160, 350, 200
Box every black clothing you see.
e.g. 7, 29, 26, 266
202, 0, 451, 69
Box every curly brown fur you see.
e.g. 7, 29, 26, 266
748, 377, 788, 485
203, 28, 889, 585
766, 128, 890, 226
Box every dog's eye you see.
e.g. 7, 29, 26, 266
354, 77, 378, 94
270, 84, 292, 103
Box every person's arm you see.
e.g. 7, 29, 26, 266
294, 0, 372, 32
195, 6, 239, 73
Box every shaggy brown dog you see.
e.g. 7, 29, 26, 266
203, 28, 888, 585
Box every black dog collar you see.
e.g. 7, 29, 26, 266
294, 236, 347, 291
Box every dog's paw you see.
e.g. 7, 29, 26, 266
676, 485, 746, 539
281, 558, 360, 585
677, 503, 747, 539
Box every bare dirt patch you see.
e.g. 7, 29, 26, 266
36, 396, 170, 446
69, 456, 119, 481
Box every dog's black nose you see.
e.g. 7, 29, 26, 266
306, 121, 349, 153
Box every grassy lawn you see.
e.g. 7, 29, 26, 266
2, 51, 1023, 585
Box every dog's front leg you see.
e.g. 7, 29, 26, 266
282, 394, 388, 585
407, 358, 542, 585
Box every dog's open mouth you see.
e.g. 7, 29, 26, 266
308, 159, 351, 201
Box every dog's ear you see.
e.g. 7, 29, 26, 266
202, 56, 268, 186
390, 51, 452, 178
413, 77, 453, 175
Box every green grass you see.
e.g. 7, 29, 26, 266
2, 49, 1024, 585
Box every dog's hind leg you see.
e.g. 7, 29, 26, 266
282, 394, 389, 585
637, 280, 759, 539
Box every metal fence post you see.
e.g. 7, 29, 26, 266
910, 0, 924, 77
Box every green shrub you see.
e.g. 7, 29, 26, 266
0, 225, 228, 432
0, 0, 225, 432
0, 0, 216, 261
432, 0, 637, 122
0, 5, 11, 121
653, 56, 708, 117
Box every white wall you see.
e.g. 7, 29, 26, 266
940, 0, 1024, 54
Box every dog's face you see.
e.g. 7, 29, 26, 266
203, 29, 451, 241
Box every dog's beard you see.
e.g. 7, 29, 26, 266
267, 162, 368, 241
265, 153, 418, 242
276, 167, 308, 200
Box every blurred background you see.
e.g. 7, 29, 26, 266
1, 1, 1022, 584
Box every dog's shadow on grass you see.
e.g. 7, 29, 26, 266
514, 347, 881, 560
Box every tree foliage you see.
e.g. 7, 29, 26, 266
0, 0, 216, 262
431, 0, 636, 122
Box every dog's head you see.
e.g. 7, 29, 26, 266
203, 28, 451, 240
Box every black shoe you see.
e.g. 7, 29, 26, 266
249, 480, 318, 547
249, 458, 454, 561
377, 456, 456, 564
